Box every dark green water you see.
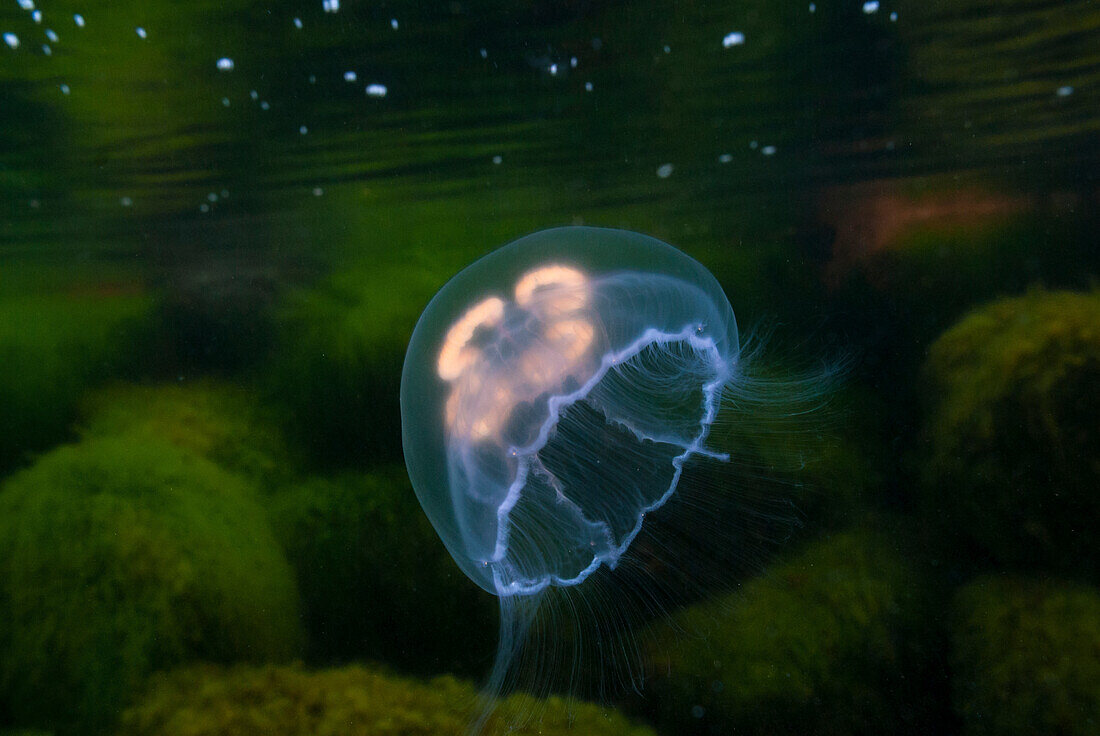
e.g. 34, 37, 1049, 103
1, 1, 1098, 735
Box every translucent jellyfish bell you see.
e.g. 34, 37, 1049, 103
401, 227, 738, 598
401, 226, 835, 729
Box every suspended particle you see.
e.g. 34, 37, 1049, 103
722, 32, 745, 48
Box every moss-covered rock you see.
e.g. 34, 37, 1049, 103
0, 436, 302, 735
78, 380, 297, 489
0, 287, 154, 471
118, 662, 657, 736
951, 576, 1100, 736
642, 524, 942, 735
269, 469, 496, 675
920, 289, 1100, 576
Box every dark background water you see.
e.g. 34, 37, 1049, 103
1, 2, 1098, 735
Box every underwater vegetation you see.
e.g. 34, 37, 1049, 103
117, 662, 657, 736
0, 283, 154, 471
0, 436, 302, 735
77, 380, 297, 488
268, 468, 496, 674
823, 191, 1099, 389
920, 289, 1100, 578
951, 576, 1100, 736
641, 524, 942, 736
266, 261, 444, 467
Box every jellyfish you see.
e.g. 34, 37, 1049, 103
401, 226, 837, 729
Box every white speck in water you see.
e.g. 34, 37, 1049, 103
761, 145, 777, 155
31, 10, 41, 23
656, 163, 674, 178
45, 28, 58, 42
570, 56, 578, 68
749, 140, 759, 149
249, 89, 259, 100
492, 155, 503, 165
479, 47, 488, 59
73, 14, 85, 28
59, 82, 70, 94
809, 3, 816, 12
221, 97, 230, 107
312, 187, 324, 196
862, 1, 880, 14
1056, 85, 1074, 97
120, 196, 133, 207
41, 44, 50, 54
299, 125, 308, 135
135, 27, 147, 39
308, 74, 316, 84
549, 63, 558, 75
890, 12, 898, 21
4, 33, 19, 50
293, 17, 303, 29
207, 192, 218, 202
322, 0, 339, 13
199, 203, 210, 213
390, 18, 399, 30
18, 0, 34, 11
584, 81, 593, 91
663, 44, 671, 54
216, 57, 234, 71
365, 83, 387, 97
718, 153, 733, 163
343, 70, 357, 82
722, 32, 745, 48
260, 100, 270, 110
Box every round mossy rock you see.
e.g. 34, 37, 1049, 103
920, 289, 1100, 575
642, 524, 941, 735
0, 436, 302, 735
951, 576, 1100, 736
78, 379, 297, 488
118, 662, 658, 736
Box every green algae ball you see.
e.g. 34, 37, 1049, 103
951, 576, 1100, 736
118, 662, 658, 736
643, 524, 939, 735
0, 436, 302, 735
921, 289, 1100, 575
